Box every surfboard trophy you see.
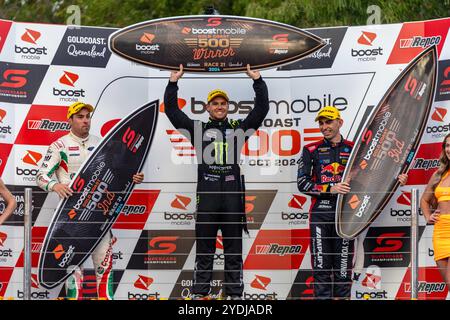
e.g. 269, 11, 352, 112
38, 101, 159, 289
108, 15, 326, 73
336, 46, 438, 240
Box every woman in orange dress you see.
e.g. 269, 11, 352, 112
421, 133, 450, 290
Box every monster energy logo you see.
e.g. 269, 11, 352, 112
214, 141, 228, 164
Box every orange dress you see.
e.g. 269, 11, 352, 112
433, 171, 450, 261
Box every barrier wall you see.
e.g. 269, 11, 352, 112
0, 17, 449, 299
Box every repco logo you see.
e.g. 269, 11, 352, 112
255, 244, 301, 256
121, 204, 146, 216
416, 282, 446, 294
400, 36, 441, 49
27, 119, 71, 132
16, 29, 48, 59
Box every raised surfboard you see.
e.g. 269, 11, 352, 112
108, 15, 325, 73
38, 100, 158, 289
336, 46, 438, 240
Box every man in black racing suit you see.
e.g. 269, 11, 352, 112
297, 106, 355, 299
164, 64, 269, 299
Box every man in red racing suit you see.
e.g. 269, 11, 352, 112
36, 102, 144, 299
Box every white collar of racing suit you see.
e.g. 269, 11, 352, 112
69, 130, 91, 145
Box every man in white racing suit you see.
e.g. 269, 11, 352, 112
36, 102, 144, 299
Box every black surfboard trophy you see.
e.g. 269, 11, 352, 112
38, 101, 158, 289
336, 46, 438, 240
108, 15, 326, 73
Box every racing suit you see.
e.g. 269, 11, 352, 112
36, 131, 114, 300
164, 78, 269, 297
297, 136, 355, 299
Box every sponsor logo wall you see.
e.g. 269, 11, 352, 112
0, 17, 448, 299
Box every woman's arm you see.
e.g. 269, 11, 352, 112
0, 179, 16, 225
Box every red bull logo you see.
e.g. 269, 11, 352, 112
321, 162, 345, 183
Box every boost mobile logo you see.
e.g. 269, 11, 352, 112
136, 32, 159, 52
250, 275, 271, 290
357, 31, 377, 46
288, 195, 307, 210
21, 29, 41, 44
57, 245, 75, 268
53, 244, 65, 259
171, 195, 191, 210
140, 33, 155, 44
0, 109, 6, 122
16, 29, 48, 57
55, 71, 85, 100
0, 232, 7, 246
59, 71, 79, 87
432, 107, 447, 122
22, 150, 42, 166
348, 194, 371, 217
134, 275, 153, 290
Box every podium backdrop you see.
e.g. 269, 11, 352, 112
0, 17, 449, 299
